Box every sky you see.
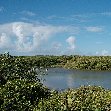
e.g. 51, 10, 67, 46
0, 0, 111, 56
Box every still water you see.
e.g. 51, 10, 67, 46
38, 68, 111, 90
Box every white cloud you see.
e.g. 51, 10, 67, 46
101, 50, 109, 56
0, 33, 13, 49
47, 12, 111, 25
85, 26, 103, 32
21, 11, 36, 16
96, 50, 109, 56
100, 12, 111, 16
66, 36, 75, 50
52, 42, 62, 50
47, 14, 87, 23
0, 22, 78, 54
12, 23, 32, 51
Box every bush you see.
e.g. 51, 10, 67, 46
0, 79, 50, 111
36, 86, 111, 111
68, 86, 111, 111
37, 90, 66, 111
0, 53, 38, 85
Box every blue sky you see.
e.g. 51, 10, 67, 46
0, 0, 111, 55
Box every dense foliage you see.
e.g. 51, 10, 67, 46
0, 53, 50, 110
0, 79, 50, 111
64, 55, 111, 70
1, 53, 111, 110
16, 55, 111, 71
0, 53, 38, 85
37, 86, 111, 111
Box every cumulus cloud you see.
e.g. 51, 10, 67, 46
0, 33, 8, 48
85, 26, 103, 32
12, 22, 58, 51
0, 33, 13, 49
12, 23, 32, 51
66, 36, 75, 50
0, 22, 78, 54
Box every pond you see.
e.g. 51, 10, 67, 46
38, 68, 111, 90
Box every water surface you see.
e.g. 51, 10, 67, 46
38, 68, 111, 90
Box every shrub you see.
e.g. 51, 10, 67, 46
0, 53, 38, 85
0, 79, 50, 111
68, 86, 111, 111
36, 86, 111, 111
37, 90, 67, 111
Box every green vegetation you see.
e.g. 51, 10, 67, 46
37, 86, 111, 111
64, 55, 111, 70
15, 55, 111, 71
0, 80, 50, 111
1, 52, 111, 110
0, 52, 50, 111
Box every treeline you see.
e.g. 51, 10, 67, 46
14, 55, 72, 68
0, 53, 111, 110
64, 55, 111, 70
1, 53, 111, 71
17, 55, 111, 71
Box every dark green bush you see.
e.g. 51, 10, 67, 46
64, 56, 111, 71
0, 79, 50, 111
68, 86, 111, 111
37, 86, 111, 111
37, 90, 67, 111
0, 53, 38, 85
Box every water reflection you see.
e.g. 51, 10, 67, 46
38, 68, 111, 90
67, 75, 74, 88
